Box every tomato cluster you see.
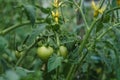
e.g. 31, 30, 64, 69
37, 45, 68, 61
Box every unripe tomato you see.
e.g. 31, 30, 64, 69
58, 46, 68, 58
15, 51, 23, 58
37, 46, 53, 61
2, 53, 9, 60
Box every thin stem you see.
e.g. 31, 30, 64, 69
116, 9, 119, 22
97, 23, 120, 40
60, 6, 65, 23
99, 0, 105, 9
67, 51, 88, 80
105, 6, 120, 14
73, 1, 89, 30
66, 18, 99, 80
65, 64, 76, 80
56, 68, 59, 80
55, 32, 60, 79
77, 52, 89, 74
15, 39, 38, 67
66, 0, 109, 78
65, 0, 107, 79
68, 51, 88, 80
78, 18, 98, 55
56, 32, 60, 46
67, 9, 120, 80
0, 20, 44, 35
114, 44, 120, 80
60, 1, 89, 29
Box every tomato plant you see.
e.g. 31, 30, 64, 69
0, 0, 120, 80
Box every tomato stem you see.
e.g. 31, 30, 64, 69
97, 23, 120, 40
56, 33, 60, 46
66, 18, 99, 80
15, 38, 38, 67
73, 0, 89, 30
0, 20, 44, 35
65, 0, 106, 79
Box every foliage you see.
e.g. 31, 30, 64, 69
0, 0, 120, 80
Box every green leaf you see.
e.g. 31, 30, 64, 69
69, 46, 79, 64
26, 25, 45, 45
45, 18, 52, 24
5, 70, 20, 80
47, 54, 63, 72
24, 4, 36, 26
96, 21, 104, 32
53, 24, 60, 31
40, 7, 50, 14
15, 67, 34, 77
102, 14, 110, 23
82, 63, 89, 72
5, 49, 16, 61
0, 77, 5, 80
15, 67, 27, 77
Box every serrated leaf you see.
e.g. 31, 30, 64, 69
15, 67, 34, 77
26, 25, 45, 45
24, 4, 36, 26
47, 54, 63, 72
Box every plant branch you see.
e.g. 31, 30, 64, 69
99, 0, 105, 8
105, 6, 120, 14
65, 1, 109, 79
0, 20, 44, 35
66, 18, 99, 80
97, 23, 120, 40
73, 1, 89, 30
15, 38, 38, 67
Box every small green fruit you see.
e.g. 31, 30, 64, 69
37, 46, 53, 61
58, 46, 68, 58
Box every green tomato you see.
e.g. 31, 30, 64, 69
2, 53, 9, 60
37, 46, 53, 61
15, 51, 23, 58
58, 46, 68, 58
